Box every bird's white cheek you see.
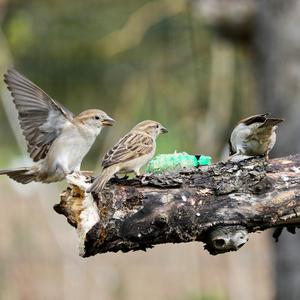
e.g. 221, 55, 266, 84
87, 125, 102, 137
95, 126, 102, 136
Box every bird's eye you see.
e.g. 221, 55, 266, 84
156, 124, 159, 128
95, 116, 100, 120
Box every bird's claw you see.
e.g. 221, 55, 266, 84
227, 154, 254, 163
113, 174, 129, 180
139, 173, 149, 184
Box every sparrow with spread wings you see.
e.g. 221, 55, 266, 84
0, 69, 114, 184
87, 120, 168, 193
229, 113, 283, 160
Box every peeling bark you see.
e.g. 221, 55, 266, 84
54, 155, 300, 257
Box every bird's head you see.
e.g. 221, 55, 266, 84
76, 109, 114, 135
133, 120, 168, 138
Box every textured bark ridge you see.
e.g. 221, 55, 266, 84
54, 155, 300, 257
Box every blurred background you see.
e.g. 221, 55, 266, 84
0, 0, 299, 299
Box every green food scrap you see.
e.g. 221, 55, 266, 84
145, 153, 212, 174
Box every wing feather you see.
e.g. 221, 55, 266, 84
241, 113, 269, 126
102, 132, 153, 168
4, 68, 74, 162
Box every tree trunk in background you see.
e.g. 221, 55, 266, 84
254, 1, 300, 299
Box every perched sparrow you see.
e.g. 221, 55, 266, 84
87, 120, 168, 193
229, 113, 283, 159
0, 69, 114, 184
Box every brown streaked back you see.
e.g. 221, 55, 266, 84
102, 131, 153, 168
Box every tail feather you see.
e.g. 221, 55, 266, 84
0, 168, 37, 184
260, 118, 284, 128
87, 165, 119, 193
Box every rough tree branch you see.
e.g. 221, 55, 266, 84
54, 155, 300, 257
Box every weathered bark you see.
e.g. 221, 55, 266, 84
54, 155, 300, 258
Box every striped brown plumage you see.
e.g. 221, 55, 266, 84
88, 120, 167, 193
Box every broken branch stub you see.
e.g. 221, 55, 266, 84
54, 155, 300, 257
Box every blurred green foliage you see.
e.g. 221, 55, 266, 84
1, 0, 254, 169
0, 2, 268, 300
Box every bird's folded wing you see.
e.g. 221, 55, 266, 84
102, 132, 153, 168
249, 118, 284, 139
4, 68, 74, 162
241, 113, 269, 126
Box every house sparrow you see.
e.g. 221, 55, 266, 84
0, 68, 114, 184
87, 120, 168, 193
229, 113, 283, 160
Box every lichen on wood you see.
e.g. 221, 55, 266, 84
54, 155, 300, 257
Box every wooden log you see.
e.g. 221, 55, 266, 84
54, 155, 300, 257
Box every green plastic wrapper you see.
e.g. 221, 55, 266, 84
145, 152, 212, 174
198, 155, 212, 166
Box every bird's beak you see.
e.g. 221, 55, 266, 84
102, 117, 115, 126
160, 126, 168, 134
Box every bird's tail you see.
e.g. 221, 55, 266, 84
261, 118, 284, 128
0, 167, 37, 184
87, 165, 119, 194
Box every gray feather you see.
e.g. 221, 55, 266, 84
0, 168, 37, 184
4, 68, 74, 162
87, 165, 119, 193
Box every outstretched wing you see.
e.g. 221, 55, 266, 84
4, 68, 74, 162
102, 131, 154, 168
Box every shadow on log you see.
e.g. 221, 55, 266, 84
54, 155, 300, 257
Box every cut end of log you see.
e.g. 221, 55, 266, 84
54, 173, 99, 256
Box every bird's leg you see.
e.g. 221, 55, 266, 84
227, 152, 238, 161
113, 172, 129, 180
134, 168, 149, 184
134, 169, 141, 177
228, 151, 253, 163
58, 164, 81, 182
55, 163, 71, 177
264, 152, 270, 161
120, 173, 129, 180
